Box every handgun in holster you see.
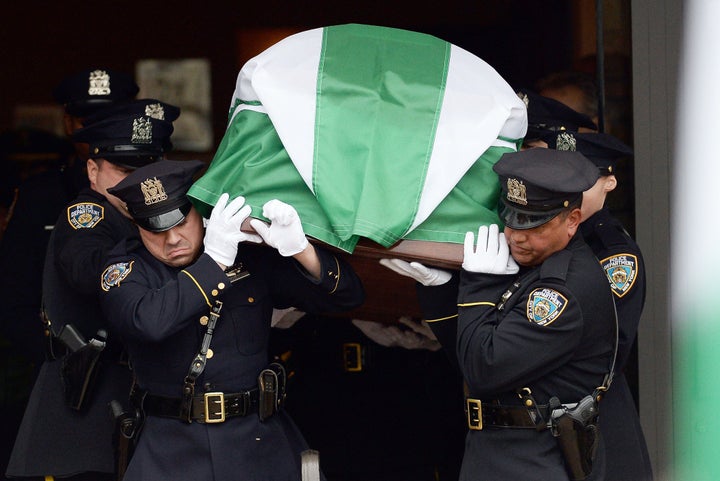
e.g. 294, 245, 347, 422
110, 399, 143, 481
549, 394, 600, 481
258, 362, 287, 422
58, 324, 107, 411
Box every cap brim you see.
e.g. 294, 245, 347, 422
498, 199, 561, 230
135, 202, 192, 232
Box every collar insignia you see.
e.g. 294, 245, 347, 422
88, 69, 111, 96
141, 177, 168, 205
145, 103, 165, 120
601, 254, 638, 298
101, 261, 134, 291
507, 178, 528, 205
67, 202, 104, 229
526, 288, 568, 326
516, 91, 530, 108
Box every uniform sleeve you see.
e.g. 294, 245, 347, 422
602, 248, 646, 370
101, 252, 228, 343
267, 245, 365, 313
457, 271, 584, 397
53, 211, 126, 295
415, 273, 461, 371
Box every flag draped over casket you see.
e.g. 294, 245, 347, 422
188, 24, 527, 253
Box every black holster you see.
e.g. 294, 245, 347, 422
550, 395, 600, 481
110, 399, 143, 481
258, 361, 287, 421
59, 326, 107, 411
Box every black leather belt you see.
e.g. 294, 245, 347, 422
466, 399, 550, 430
139, 389, 260, 424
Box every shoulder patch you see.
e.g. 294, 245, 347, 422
526, 288, 568, 326
101, 261, 134, 291
67, 202, 104, 229
600, 253, 638, 298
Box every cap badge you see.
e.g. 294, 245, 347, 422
131, 117, 153, 144
555, 132, 577, 151
88, 69, 111, 96
141, 177, 168, 205
145, 103, 166, 120
526, 288, 568, 326
506, 178, 528, 205
601, 253, 638, 298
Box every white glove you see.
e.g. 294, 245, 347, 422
379, 258, 451, 286
352, 317, 441, 351
204, 193, 262, 266
462, 224, 519, 274
249, 199, 309, 257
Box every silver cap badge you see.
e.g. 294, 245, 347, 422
131, 117, 153, 144
145, 103, 165, 120
88, 70, 111, 96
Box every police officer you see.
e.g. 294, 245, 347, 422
548, 130, 653, 480
99, 160, 365, 481
456, 148, 615, 480
6, 100, 178, 481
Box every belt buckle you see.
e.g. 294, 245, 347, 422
466, 398, 483, 430
204, 392, 225, 423
342, 343, 363, 372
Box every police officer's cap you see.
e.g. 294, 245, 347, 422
108, 159, 205, 232
493, 148, 599, 230
517, 89, 597, 141
53, 68, 139, 117
72, 114, 174, 169
82, 99, 181, 125
546, 131, 633, 175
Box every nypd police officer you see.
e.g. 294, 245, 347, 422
456, 149, 615, 480
6, 100, 178, 480
548, 131, 653, 481
99, 160, 364, 481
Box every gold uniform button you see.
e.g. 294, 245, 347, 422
218, 282, 226, 290
199, 315, 209, 326
211, 289, 219, 296
207, 349, 214, 359
248, 297, 255, 303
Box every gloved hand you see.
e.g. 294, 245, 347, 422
379, 258, 451, 286
462, 224, 519, 274
204, 193, 262, 266
249, 199, 309, 257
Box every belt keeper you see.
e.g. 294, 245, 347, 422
517, 387, 546, 430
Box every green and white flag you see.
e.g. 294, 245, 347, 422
189, 24, 527, 252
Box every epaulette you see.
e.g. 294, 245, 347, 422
594, 217, 630, 250
539, 249, 572, 283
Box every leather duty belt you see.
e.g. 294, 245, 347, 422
140, 389, 260, 424
466, 398, 550, 431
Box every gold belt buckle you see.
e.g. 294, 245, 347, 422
342, 343, 363, 372
204, 392, 225, 423
466, 398, 483, 430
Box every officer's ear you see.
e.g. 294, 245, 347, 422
565, 208, 583, 235
87, 158, 100, 186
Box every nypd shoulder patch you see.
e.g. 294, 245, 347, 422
101, 261, 134, 291
600, 253, 638, 298
526, 288, 568, 326
67, 202, 104, 229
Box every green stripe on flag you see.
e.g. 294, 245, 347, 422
188, 108, 359, 252
314, 24, 450, 245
